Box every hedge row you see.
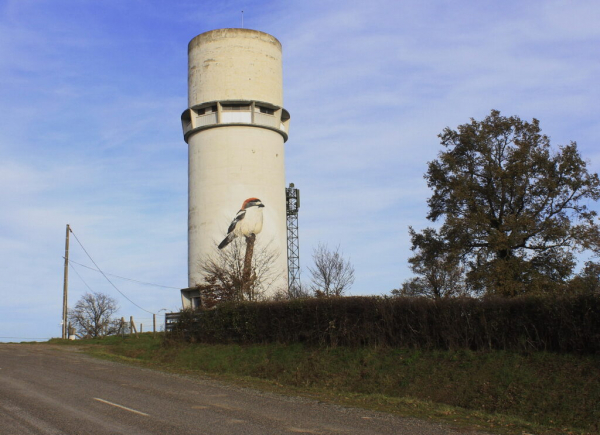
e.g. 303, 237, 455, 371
170, 295, 600, 353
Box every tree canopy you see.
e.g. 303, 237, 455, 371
395, 228, 465, 299
308, 243, 355, 297
409, 110, 600, 296
69, 292, 119, 338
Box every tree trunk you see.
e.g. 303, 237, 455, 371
242, 234, 256, 300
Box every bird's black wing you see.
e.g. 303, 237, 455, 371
227, 209, 246, 234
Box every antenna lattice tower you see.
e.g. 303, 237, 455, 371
286, 183, 301, 296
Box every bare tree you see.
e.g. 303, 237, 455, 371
68, 292, 119, 338
270, 282, 310, 301
308, 243, 355, 297
196, 238, 282, 308
287, 283, 310, 299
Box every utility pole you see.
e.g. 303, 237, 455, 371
62, 224, 70, 339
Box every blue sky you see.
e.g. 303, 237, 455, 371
1, 0, 599, 341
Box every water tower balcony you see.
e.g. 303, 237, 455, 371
181, 100, 290, 143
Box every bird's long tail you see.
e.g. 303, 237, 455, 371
218, 233, 236, 250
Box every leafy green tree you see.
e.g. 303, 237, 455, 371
411, 110, 600, 296
568, 261, 600, 295
396, 228, 465, 299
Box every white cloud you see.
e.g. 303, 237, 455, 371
1, 0, 598, 341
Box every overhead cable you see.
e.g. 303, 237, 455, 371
66, 258, 180, 289
69, 262, 95, 293
69, 228, 155, 315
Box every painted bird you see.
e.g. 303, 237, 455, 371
218, 198, 265, 249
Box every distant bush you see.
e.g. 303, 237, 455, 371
169, 295, 600, 354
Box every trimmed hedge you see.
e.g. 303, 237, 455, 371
170, 295, 600, 353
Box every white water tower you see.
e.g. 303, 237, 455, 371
180, 28, 290, 307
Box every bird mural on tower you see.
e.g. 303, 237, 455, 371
218, 198, 265, 249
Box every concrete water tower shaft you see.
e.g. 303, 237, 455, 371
180, 28, 290, 307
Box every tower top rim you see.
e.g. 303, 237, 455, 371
188, 28, 282, 51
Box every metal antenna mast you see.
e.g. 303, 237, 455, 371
286, 183, 301, 297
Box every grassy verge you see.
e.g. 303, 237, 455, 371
48, 335, 599, 435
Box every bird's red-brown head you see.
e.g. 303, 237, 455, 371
242, 198, 265, 209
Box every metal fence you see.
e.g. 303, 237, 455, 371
165, 312, 181, 332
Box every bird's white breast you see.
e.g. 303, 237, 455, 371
235, 207, 263, 236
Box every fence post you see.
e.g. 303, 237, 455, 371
153, 314, 156, 338
130, 316, 139, 338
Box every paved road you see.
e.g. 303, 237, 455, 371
0, 344, 485, 435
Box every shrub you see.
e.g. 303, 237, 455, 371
169, 295, 600, 353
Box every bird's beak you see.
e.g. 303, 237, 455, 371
259, 203, 265, 208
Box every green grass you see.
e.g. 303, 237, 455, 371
47, 335, 600, 435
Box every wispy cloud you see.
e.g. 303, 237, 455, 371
1, 0, 598, 340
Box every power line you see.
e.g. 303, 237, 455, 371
69, 262, 170, 324
70, 262, 95, 293
69, 228, 155, 315
66, 258, 180, 289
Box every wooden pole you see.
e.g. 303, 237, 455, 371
242, 234, 256, 300
153, 314, 156, 337
130, 316, 138, 338
121, 317, 125, 338
62, 224, 70, 339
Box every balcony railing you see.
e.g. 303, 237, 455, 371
182, 100, 290, 142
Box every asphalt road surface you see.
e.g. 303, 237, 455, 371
0, 344, 486, 435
